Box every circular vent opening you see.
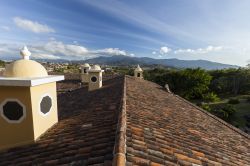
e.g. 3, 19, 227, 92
40, 95, 52, 116
91, 76, 97, 83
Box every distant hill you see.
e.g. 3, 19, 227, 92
28, 55, 239, 70
83, 55, 239, 70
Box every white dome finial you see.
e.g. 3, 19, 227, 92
20, 46, 31, 60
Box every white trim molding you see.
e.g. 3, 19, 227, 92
89, 70, 104, 73
0, 75, 64, 87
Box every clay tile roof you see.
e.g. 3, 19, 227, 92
0, 74, 249, 166
125, 76, 250, 166
0, 75, 124, 166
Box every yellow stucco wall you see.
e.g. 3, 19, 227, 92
0, 82, 59, 151
30, 82, 58, 140
81, 74, 89, 83
134, 71, 143, 79
0, 86, 34, 151
88, 72, 102, 91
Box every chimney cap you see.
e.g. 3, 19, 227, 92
82, 63, 90, 68
89, 65, 104, 73
135, 64, 143, 72
3, 47, 48, 78
90, 65, 100, 70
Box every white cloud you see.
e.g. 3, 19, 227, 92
130, 53, 135, 57
33, 53, 61, 59
0, 44, 18, 54
160, 46, 171, 54
151, 47, 171, 55
0, 47, 12, 54
92, 48, 126, 56
1, 26, 10, 31
36, 41, 127, 58
174, 46, 223, 54
49, 37, 56, 41
0, 40, 128, 60
82, 0, 194, 41
42, 40, 88, 56
13, 17, 55, 33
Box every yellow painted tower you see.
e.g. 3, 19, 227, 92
88, 65, 104, 91
134, 64, 143, 79
0, 46, 64, 151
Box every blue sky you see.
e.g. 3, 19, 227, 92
0, 0, 250, 66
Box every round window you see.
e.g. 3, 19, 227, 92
40, 95, 52, 115
0, 99, 26, 123
91, 76, 97, 83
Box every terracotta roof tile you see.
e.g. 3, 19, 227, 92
125, 76, 250, 166
0, 75, 124, 165
0, 74, 249, 166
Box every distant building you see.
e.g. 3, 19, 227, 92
80, 63, 91, 83
134, 64, 143, 79
88, 65, 104, 91
105, 67, 113, 72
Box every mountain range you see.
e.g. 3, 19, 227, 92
13, 55, 238, 70
82, 55, 238, 70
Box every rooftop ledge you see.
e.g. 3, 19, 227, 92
89, 69, 104, 72
0, 75, 64, 87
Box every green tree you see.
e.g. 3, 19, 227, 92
202, 104, 236, 122
0, 60, 5, 67
144, 68, 212, 100
209, 68, 250, 95
160, 68, 212, 100
179, 68, 212, 99
203, 92, 220, 102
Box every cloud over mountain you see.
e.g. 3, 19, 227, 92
174, 46, 223, 54
92, 48, 126, 56
0, 39, 128, 60
160, 46, 171, 54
